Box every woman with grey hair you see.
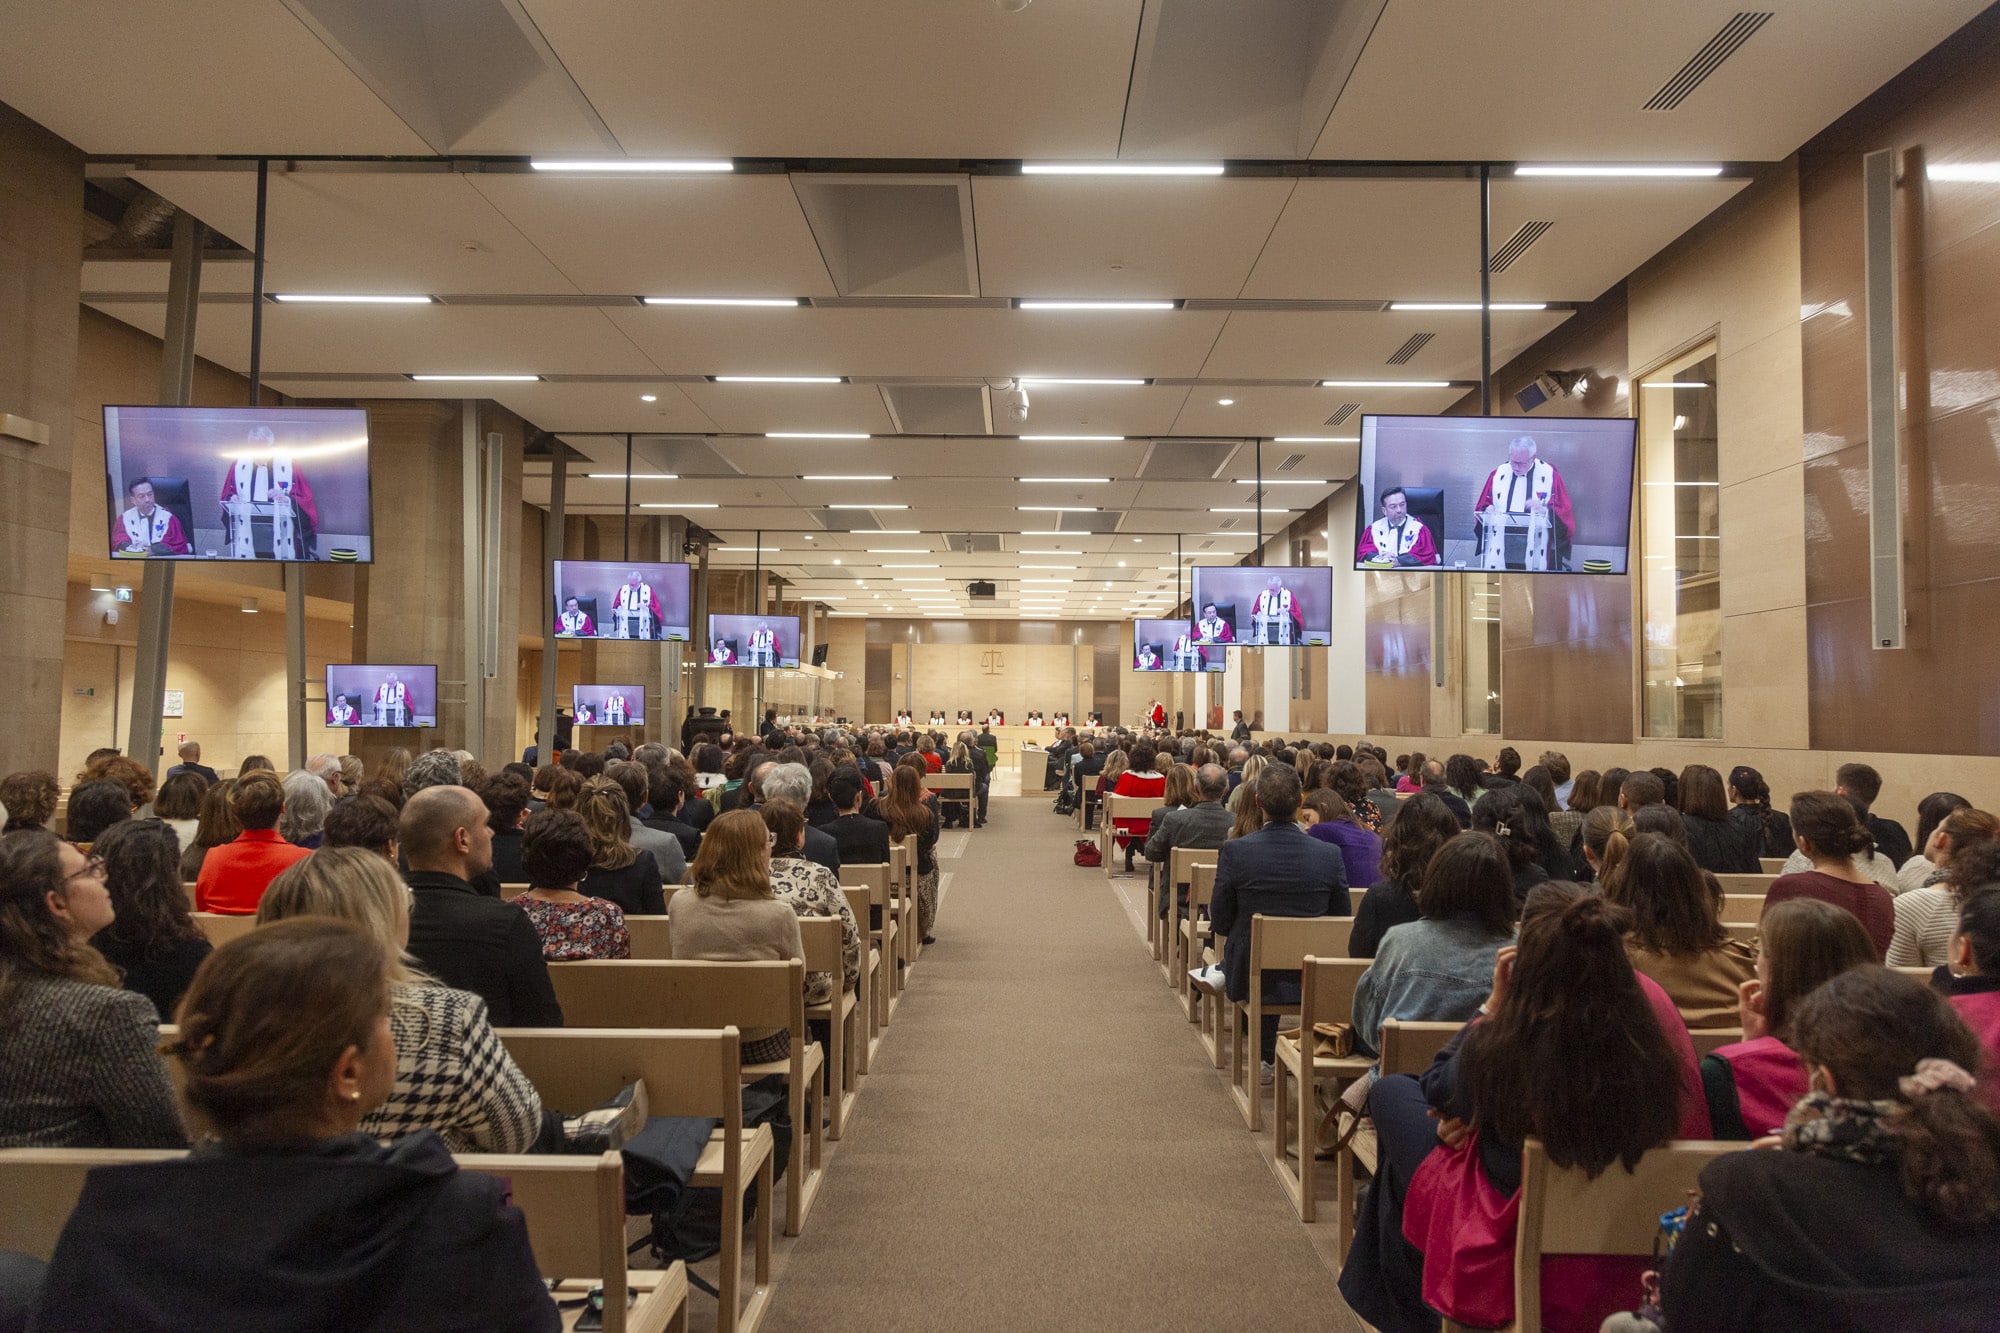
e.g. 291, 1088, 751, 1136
278, 769, 333, 849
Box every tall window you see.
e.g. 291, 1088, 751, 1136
1462, 572, 1501, 734
1639, 347, 1722, 738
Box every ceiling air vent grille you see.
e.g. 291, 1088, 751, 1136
1277, 453, 1306, 472
1643, 12, 1773, 111
1386, 332, 1434, 366
1489, 220, 1555, 272
1325, 402, 1361, 427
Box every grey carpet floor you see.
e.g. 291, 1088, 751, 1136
758, 792, 1368, 1332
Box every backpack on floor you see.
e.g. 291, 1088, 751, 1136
638, 1075, 792, 1268
1073, 838, 1102, 867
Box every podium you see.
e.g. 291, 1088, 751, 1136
744, 644, 778, 668
226, 496, 305, 560
611, 609, 655, 640
1477, 507, 1552, 571
372, 700, 408, 727
1171, 647, 1203, 671
1250, 610, 1296, 647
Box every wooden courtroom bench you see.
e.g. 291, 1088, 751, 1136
1230, 914, 1354, 1133
1270, 955, 1373, 1227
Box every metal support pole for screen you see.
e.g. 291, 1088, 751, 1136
1433, 167, 1497, 693
125, 213, 204, 769
536, 440, 566, 762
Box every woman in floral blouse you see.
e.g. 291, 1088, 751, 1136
760, 800, 862, 1005
513, 809, 631, 961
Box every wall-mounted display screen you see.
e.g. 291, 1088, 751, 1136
706, 614, 801, 669
1354, 414, 1639, 574
325, 665, 437, 728
1189, 566, 1334, 647
573, 684, 645, 727
1132, 619, 1226, 672
552, 560, 691, 641
105, 406, 373, 563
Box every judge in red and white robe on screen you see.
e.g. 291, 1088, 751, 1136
1171, 629, 1203, 672
1251, 576, 1305, 646
556, 597, 596, 637
746, 622, 780, 668
1356, 486, 1440, 566
613, 572, 665, 638
710, 638, 736, 665
603, 692, 630, 726
1195, 604, 1234, 646
112, 478, 191, 555
1472, 435, 1575, 570
220, 429, 318, 560
373, 675, 408, 726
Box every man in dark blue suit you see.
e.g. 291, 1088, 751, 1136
1209, 763, 1348, 1077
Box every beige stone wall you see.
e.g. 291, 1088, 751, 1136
903, 641, 1078, 722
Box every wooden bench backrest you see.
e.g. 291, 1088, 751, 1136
0, 1148, 178, 1259
1250, 913, 1354, 971
928, 772, 974, 797
549, 958, 805, 1034
1349, 886, 1368, 914
841, 887, 872, 932
797, 915, 844, 975
1168, 845, 1216, 890
501, 882, 528, 902
1189, 862, 1218, 915
1715, 873, 1777, 895
625, 914, 671, 959
495, 1027, 741, 1127
191, 912, 257, 947
1377, 1018, 1460, 1076
1298, 956, 1372, 1032
1687, 1027, 1745, 1057
840, 864, 890, 894
1720, 893, 1763, 923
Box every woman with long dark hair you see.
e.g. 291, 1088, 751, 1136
1728, 764, 1795, 858
878, 762, 941, 945
1679, 763, 1759, 873
1350, 792, 1459, 959
1767, 792, 1896, 957
1607, 831, 1756, 1028
1901, 791, 1975, 892
89, 817, 212, 1021
1470, 786, 1555, 900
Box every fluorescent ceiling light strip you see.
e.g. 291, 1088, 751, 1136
1211, 507, 1292, 513
1017, 435, 1124, 442
1274, 436, 1357, 443
1233, 478, 1326, 486
871, 529, 919, 534
1388, 301, 1548, 312
1928, 163, 2000, 182
879, 564, 939, 569
587, 473, 677, 480
1320, 379, 1451, 389
1018, 506, 1099, 512
715, 375, 844, 384
1016, 377, 1147, 387
645, 296, 801, 307
1640, 381, 1713, 389
1514, 164, 1723, 178
530, 159, 733, 172
866, 548, 929, 553
1020, 565, 1077, 570
1019, 549, 1077, 554
410, 373, 540, 382
825, 503, 907, 509
1019, 477, 1110, 484
1022, 162, 1223, 176
716, 546, 780, 552
800, 474, 893, 481
767, 432, 870, 439
640, 502, 718, 509
273, 293, 433, 304
1022, 578, 1074, 583
1015, 299, 1178, 311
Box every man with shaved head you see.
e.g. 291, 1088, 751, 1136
402, 785, 563, 1027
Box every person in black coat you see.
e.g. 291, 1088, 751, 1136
641, 768, 703, 862
1208, 765, 1347, 1065
32, 917, 560, 1332
476, 773, 532, 887
822, 769, 892, 866
400, 787, 563, 1028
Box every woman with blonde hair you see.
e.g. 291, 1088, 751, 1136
258, 848, 545, 1152
573, 777, 665, 916
669, 809, 803, 1063
372, 746, 412, 793
337, 754, 364, 797
1228, 754, 1268, 816
879, 762, 942, 945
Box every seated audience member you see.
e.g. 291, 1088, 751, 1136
372, 746, 412, 792
1618, 769, 1666, 812
321, 792, 400, 864
801, 759, 840, 828
510, 810, 630, 961
1210, 765, 1347, 1077
402, 785, 563, 1028
1342, 890, 1698, 1333
1702, 897, 1879, 1139
1678, 762, 1760, 874
82, 754, 155, 818
1606, 831, 1756, 1028
1394, 751, 1425, 795
1835, 760, 1915, 868
1524, 765, 1579, 858
1443, 753, 1485, 809
0, 771, 59, 834
642, 765, 703, 860
1727, 764, 1795, 858
400, 747, 463, 802
1324, 760, 1384, 835
178, 779, 240, 882
1303, 788, 1382, 890
1350, 792, 1459, 959
260, 849, 546, 1152
238, 754, 276, 775
1935, 884, 2000, 1112
165, 740, 220, 786
339, 754, 365, 796
762, 802, 862, 1006
880, 763, 942, 944
1900, 791, 1974, 893
151, 770, 207, 852
822, 768, 891, 868
1225, 753, 1264, 814
194, 771, 311, 915
573, 778, 667, 916
64, 779, 134, 847
1577, 804, 1635, 888
938, 741, 978, 831
761, 763, 842, 878
1565, 769, 1604, 815
0, 829, 184, 1150
477, 772, 532, 886
668, 809, 803, 1064
1109, 744, 1168, 873
1140, 762, 1196, 896
605, 761, 686, 883
1470, 786, 1554, 901
89, 818, 212, 1021
34, 918, 560, 1332
541, 767, 583, 813
1775, 795, 1900, 890
1890, 813, 2000, 967
1145, 763, 1234, 920
1540, 750, 1574, 810
1662, 968, 2000, 1328
1766, 791, 1896, 958
278, 769, 333, 850
1416, 759, 1471, 828
1353, 833, 1517, 1058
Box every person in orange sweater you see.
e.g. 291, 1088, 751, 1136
194, 771, 312, 915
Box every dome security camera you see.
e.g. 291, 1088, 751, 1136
1005, 385, 1030, 423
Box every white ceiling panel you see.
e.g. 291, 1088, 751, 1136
672, 384, 897, 436
1195, 308, 1567, 381
130, 171, 581, 294
1316, 0, 1990, 162
518, 0, 1144, 158
481, 382, 714, 436
0, 0, 428, 154
1488, 177, 1748, 302
80, 261, 256, 296
972, 177, 1298, 299
1165, 384, 1461, 437
703, 437, 1159, 479
1242, 180, 1485, 301
467, 174, 836, 297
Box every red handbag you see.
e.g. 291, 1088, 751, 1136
1402, 1131, 1521, 1329
1073, 838, 1102, 867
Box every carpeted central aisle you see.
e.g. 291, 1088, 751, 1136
760, 790, 1362, 1332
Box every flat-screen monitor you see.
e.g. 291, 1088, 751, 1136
1132, 619, 1226, 672
104, 406, 373, 563
1189, 566, 1334, 647
573, 684, 645, 727
325, 665, 437, 728
1353, 414, 1638, 574
552, 559, 691, 641
705, 613, 801, 669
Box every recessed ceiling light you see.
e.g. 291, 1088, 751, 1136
1133, 537, 1144, 543
273, 293, 433, 304
1022, 162, 1224, 176
1320, 379, 1452, 389
1018, 477, 1111, 484
1015, 299, 1178, 311
639, 394, 658, 402
644, 296, 802, 307
766, 432, 870, 439
1274, 436, 1358, 443
587, 472, 678, 480
1117, 560, 1126, 567
1217, 397, 1235, 406
800, 474, 893, 481
803, 534, 815, 540
530, 159, 734, 173
639, 502, 718, 508
713, 375, 845, 384
1387, 302, 1549, 312
825, 503, 907, 509
1514, 164, 1723, 178
832, 558, 843, 565
409, 373, 540, 382
1016, 377, 1147, 387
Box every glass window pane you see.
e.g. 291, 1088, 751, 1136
1462, 571, 1501, 734
1639, 349, 1722, 739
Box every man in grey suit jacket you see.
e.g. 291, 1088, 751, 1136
1208, 764, 1347, 1070
1146, 764, 1235, 918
